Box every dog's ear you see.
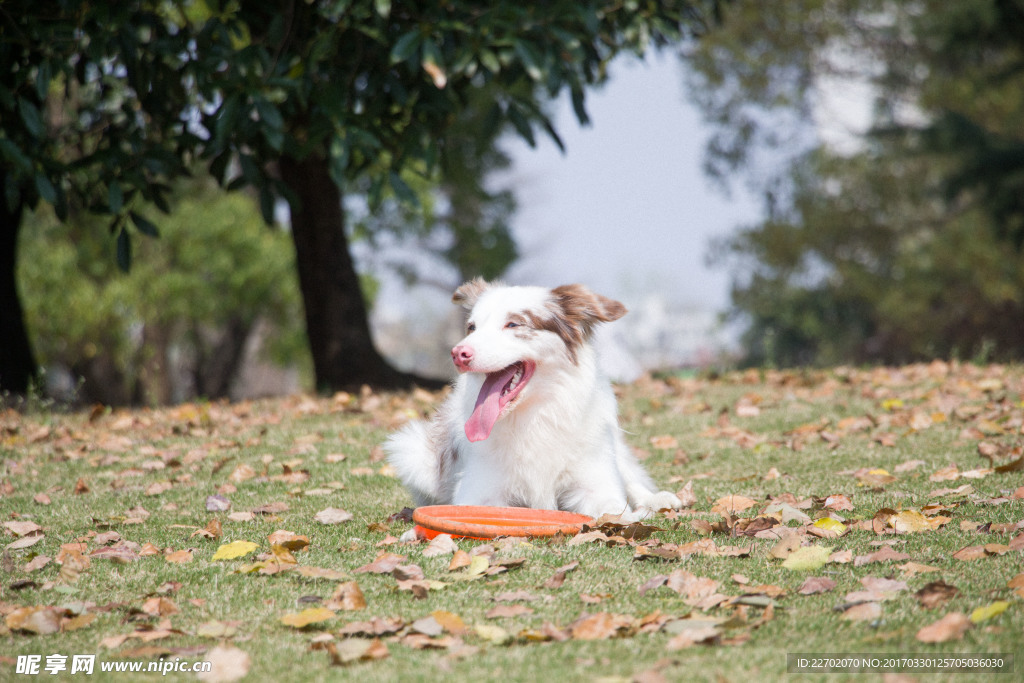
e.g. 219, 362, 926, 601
452, 277, 491, 310
551, 284, 627, 332
545, 285, 627, 364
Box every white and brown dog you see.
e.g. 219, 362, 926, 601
385, 279, 681, 520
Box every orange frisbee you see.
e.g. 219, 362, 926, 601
412, 505, 593, 540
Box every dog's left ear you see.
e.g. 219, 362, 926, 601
452, 277, 491, 310
551, 284, 627, 338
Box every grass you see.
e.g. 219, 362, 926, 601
2, 363, 1022, 681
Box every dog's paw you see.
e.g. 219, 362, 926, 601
637, 490, 683, 512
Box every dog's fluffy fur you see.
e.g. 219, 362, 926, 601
385, 279, 681, 520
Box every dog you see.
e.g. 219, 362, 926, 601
385, 278, 682, 521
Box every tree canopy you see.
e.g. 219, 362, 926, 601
684, 0, 1024, 366
2, 0, 724, 395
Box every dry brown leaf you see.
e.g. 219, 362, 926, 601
422, 533, 457, 557
141, 597, 179, 617
486, 604, 534, 619
354, 552, 406, 574
326, 582, 366, 611
5, 606, 61, 634
823, 494, 854, 511
853, 546, 911, 566
915, 581, 959, 609
266, 530, 309, 551
842, 602, 882, 621
916, 612, 970, 643
569, 612, 635, 640
431, 610, 468, 635
197, 645, 251, 682
711, 494, 757, 515
165, 549, 193, 564
797, 577, 836, 595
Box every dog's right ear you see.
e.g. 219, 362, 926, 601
452, 277, 490, 310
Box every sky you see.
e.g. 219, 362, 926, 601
371, 53, 765, 375
499, 54, 760, 312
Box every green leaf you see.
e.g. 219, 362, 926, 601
116, 228, 132, 272
479, 49, 501, 74
506, 106, 535, 147
254, 98, 284, 131
18, 98, 45, 138
390, 31, 422, 64
130, 211, 159, 237
34, 173, 57, 204
374, 0, 391, 18
108, 182, 124, 214
513, 40, 544, 81
388, 171, 418, 206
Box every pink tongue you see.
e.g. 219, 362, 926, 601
465, 365, 518, 442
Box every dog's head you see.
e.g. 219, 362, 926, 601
449, 278, 626, 442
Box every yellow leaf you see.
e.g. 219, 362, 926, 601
813, 518, 846, 534
280, 607, 336, 629
970, 601, 1010, 624
466, 555, 490, 578
211, 540, 259, 561
881, 399, 904, 411
781, 545, 831, 571
474, 623, 512, 645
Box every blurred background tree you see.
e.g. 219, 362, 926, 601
1, 0, 722, 398
19, 176, 307, 405
684, 0, 1024, 366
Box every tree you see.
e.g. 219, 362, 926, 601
1, 1, 723, 396
683, 0, 1024, 366
19, 175, 305, 405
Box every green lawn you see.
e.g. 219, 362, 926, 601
2, 363, 1021, 681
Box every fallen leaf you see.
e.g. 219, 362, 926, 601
422, 533, 457, 558
205, 495, 231, 512
314, 507, 352, 525
781, 545, 831, 571
326, 582, 366, 611
853, 546, 911, 566
897, 561, 940, 577
970, 601, 1010, 623
823, 494, 854, 511
197, 645, 251, 682
267, 530, 309, 551
4, 520, 42, 536
211, 540, 259, 561
797, 577, 836, 595
280, 607, 336, 629
5, 606, 61, 634
915, 581, 959, 609
842, 602, 882, 621
569, 612, 635, 640
354, 552, 406, 574
165, 549, 193, 564
486, 604, 534, 619
916, 612, 970, 643
430, 610, 468, 635
474, 623, 512, 645
319, 638, 389, 665
712, 495, 757, 515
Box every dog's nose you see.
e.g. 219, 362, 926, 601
451, 345, 474, 371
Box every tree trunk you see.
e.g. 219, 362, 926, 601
0, 176, 38, 396
194, 316, 253, 399
278, 153, 443, 391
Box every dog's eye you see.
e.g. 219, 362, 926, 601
505, 321, 519, 329
467, 322, 476, 333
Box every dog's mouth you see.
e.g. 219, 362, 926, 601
464, 360, 536, 442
